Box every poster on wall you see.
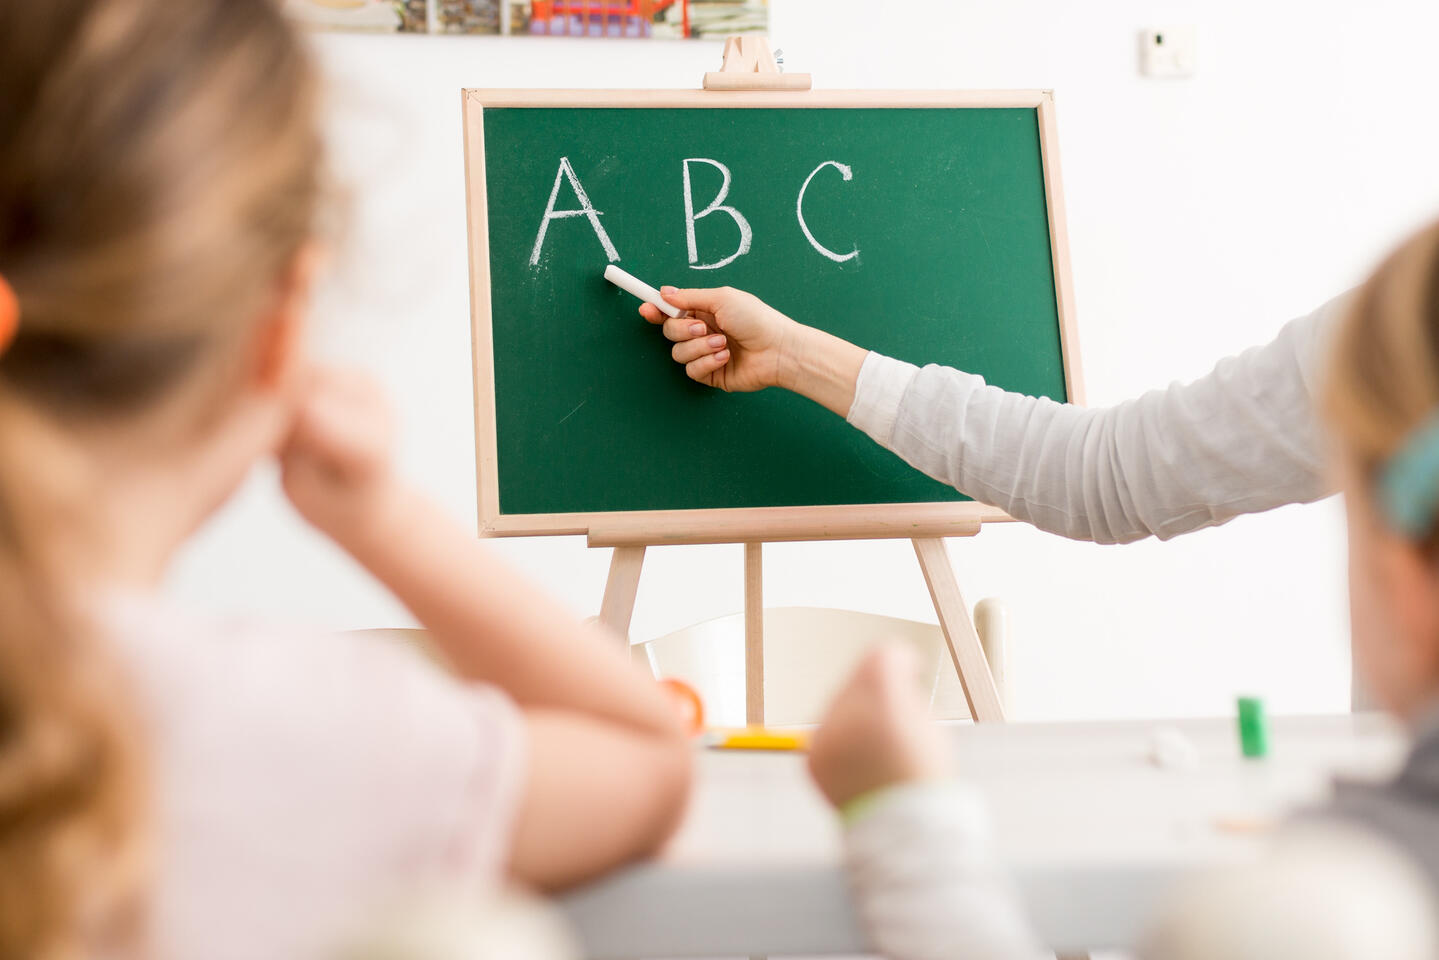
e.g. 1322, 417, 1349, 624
284, 0, 768, 39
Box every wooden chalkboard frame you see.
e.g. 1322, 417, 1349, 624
462, 88, 1083, 544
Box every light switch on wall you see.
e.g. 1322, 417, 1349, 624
1140, 26, 1197, 78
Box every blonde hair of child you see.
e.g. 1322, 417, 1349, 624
0, 1, 322, 955
1326, 222, 1439, 487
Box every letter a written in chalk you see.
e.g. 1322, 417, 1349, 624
530, 157, 621, 266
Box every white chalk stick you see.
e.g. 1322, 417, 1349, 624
604, 264, 682, 318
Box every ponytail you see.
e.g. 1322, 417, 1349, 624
0, 397, 147, 959
1326, 222, 1439, 521
0, 0, 322, 950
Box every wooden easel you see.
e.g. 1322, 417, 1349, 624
592, 37, 1003, 724
463, 41, 1084, 727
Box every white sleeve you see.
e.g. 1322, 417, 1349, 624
846, 297, 1343, 544
844, 783, 1049, 960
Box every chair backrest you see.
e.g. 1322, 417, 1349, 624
344, 615, 979, 727
637, 607, 971, 728
337, 885, 579, 960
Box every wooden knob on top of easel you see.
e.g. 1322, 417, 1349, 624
703, 35, 812, 91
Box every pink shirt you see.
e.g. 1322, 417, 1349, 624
103, 596, 527, 960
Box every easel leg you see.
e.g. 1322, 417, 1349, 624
912, 538, 1004, 722
744, 542, 764, 726
599, 546, 646, 643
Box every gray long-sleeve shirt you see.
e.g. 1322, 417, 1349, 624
846, 296, 1346, 543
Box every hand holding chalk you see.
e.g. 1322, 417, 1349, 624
637, 285, 798, 394
604, 265, 682, 318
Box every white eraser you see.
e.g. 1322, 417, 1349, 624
604, 264, 682, 319
1148, 725, 1199, 770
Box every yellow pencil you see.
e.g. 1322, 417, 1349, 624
707, 727, 809, 751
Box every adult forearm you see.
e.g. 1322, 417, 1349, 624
777, 322, 868, 418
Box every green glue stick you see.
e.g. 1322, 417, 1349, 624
1237, 696, 1269, 759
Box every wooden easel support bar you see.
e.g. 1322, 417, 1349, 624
588, 514, 982, 547
704, 72, 812, 92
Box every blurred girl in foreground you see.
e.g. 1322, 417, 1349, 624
0, 3, 688, 957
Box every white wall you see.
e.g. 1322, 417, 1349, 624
164, 0, 1439, 721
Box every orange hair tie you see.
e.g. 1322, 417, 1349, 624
0, 275, 16, 355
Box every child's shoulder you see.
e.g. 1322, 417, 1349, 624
98, 591, 525, 790
99, 592, 523, 756
100, 592, 469, 715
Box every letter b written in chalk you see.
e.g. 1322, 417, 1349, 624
682, 158, 753, 271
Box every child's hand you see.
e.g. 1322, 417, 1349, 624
640, 286, 796, 392
807, 645, 952, 810
280, 366, 399, 544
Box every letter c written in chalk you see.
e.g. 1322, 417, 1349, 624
796, 161, 859, 264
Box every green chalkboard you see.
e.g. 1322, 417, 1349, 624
465, 91, 1076, 536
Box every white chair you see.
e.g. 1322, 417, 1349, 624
633, 605, 1007, 728
337, 885, 579, 960
347, 606, 1010, 729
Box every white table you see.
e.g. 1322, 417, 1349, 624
560, 715, 1406, 957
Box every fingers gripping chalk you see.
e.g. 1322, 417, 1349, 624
604, 265, 682, 318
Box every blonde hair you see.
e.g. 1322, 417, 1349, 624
0, 1, 322, 956
1325, 222, 1439, 486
